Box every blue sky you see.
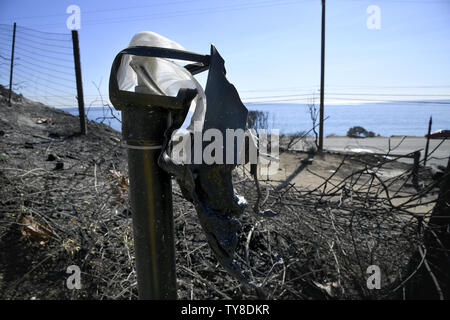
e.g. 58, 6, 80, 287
0, 0, 449, 106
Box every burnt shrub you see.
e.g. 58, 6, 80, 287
347, 126, 376, 138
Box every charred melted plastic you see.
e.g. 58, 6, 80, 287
158, 45, 252, 284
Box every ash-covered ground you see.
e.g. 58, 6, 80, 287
0, 85, 442, 299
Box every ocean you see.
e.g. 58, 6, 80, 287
63, 101, 450, 137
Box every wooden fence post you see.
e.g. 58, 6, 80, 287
8, 22, 16, 105
412, 150, 420, 189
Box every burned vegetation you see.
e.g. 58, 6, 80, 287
0, 86, 449, 300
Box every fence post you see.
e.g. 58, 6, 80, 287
8, 22, 16, 105
71, 30, 87, 135
412, 150, 420, 189
318, 0, 326, 152
424, 116, 432, 167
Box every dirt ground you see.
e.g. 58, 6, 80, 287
291, 136, 450, 167
268, 151, 412, 190
242, 149, 436, 216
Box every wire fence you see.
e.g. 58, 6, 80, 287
0, 23, 78, 109
0, 23, 448, 138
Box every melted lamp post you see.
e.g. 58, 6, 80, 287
109, 43, 210, 300
109, 32, 257, 299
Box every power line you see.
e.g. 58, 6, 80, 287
0, 24, 71, 42
13, 68, 76, 90
243, 93, 313, 99
323, 97, 450, 104
1, 0, 308, 24
27, 0, 312, 28
240, 85, 450, 93
15, 30, 71, 42
24, 94, 102, 99
14, 63, 75, 83
240, 90, 450, 104
244, 97, 311, 104
326, 92, 450, 97
0, 32, 12, 41
338, 0, 448, 3
4, 0, 444, 27
59, 90, 449, 105
239, 86, 319, 93
13, 42, 73, 58
10, 82, 76, 100
13, 58, 74, 76
13, 42, 73, 57
325, 84, 450, 89
21, 86, 77, 99
12, 51, 75, 70
14, 34, 73, 49
15, 24, 72, 37
0, 0, 207, 22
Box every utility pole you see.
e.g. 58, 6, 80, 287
8, 22, 16, 105
319, 0, 326, 152
424, 116, 432, 167
71, 30, 87, 135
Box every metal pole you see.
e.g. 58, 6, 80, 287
71, 30, 87, 135
8, 22, 16, 105
424, 116, 432, 167
109, 46, 206, 300
122, 105, 177, 300
412, 150, 420, 189
319, 0, 326, 152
